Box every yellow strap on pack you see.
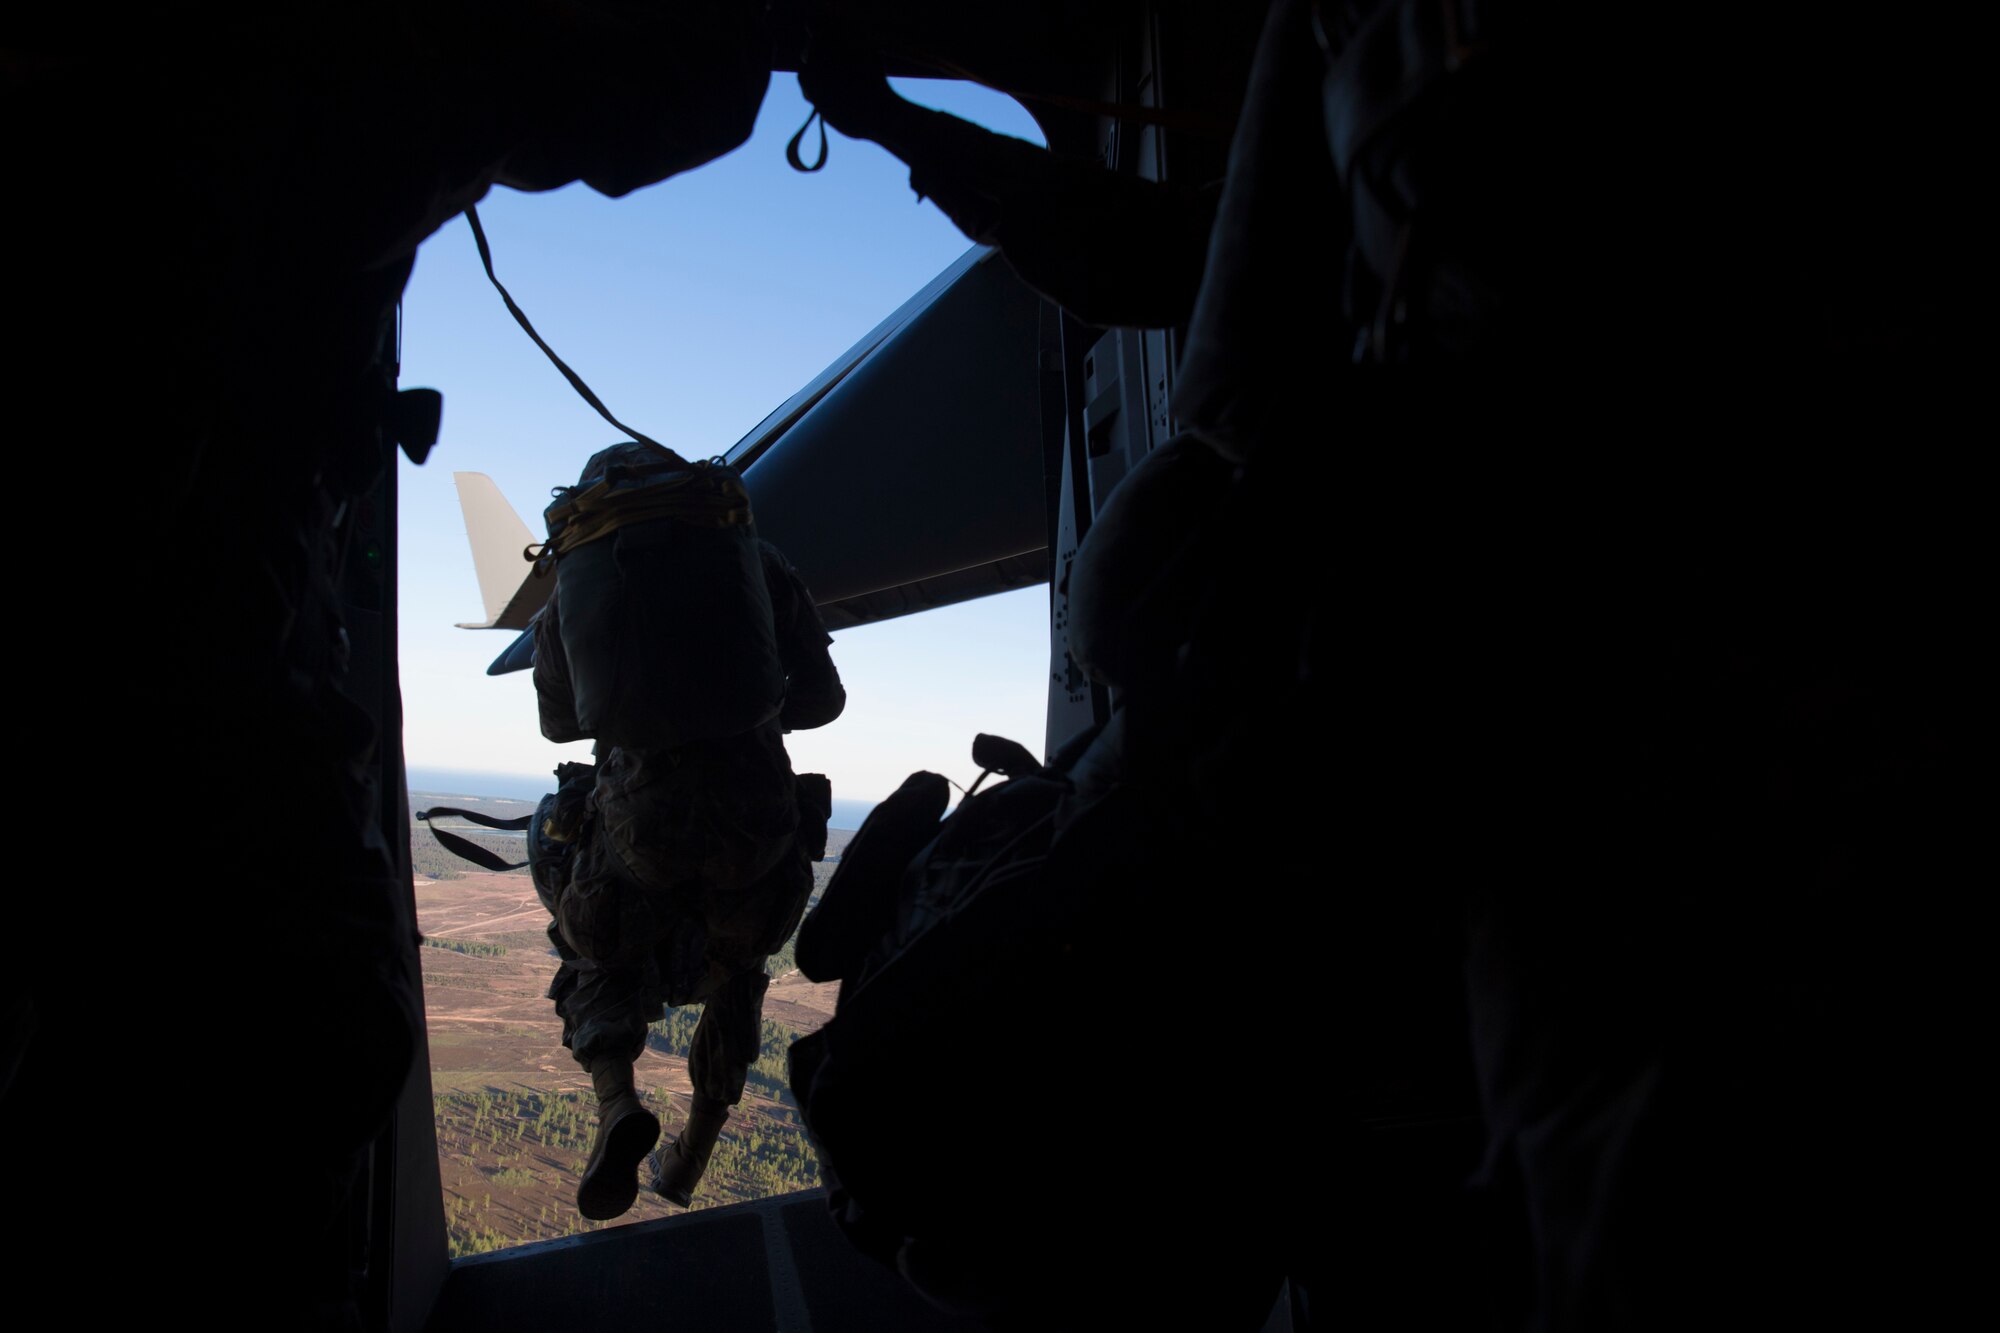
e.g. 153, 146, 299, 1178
544, 463, 751, 558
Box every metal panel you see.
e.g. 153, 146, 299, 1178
740, 248, 1049, 616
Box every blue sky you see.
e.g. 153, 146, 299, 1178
396, 74, 1052, 805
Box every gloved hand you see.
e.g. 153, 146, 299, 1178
797, 37, 906, 141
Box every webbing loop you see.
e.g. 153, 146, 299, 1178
787, 107, 830, 171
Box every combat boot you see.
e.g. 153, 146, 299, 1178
649, 1095, 730, 1207
576, 1056, 660, 1221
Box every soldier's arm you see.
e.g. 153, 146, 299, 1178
762, 543, 847, 732
799, 48, 1219, 330
533, 584, 588, 743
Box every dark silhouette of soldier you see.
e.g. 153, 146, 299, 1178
530, 442, 844, 1219
795, 6, 1981, 1331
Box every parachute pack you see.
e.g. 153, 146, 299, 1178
534, 441, 785, 750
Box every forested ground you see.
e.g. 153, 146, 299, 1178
434, 1011, 823, 1257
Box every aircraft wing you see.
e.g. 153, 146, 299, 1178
729, 246, 1051, 630
451, 471, 553, 632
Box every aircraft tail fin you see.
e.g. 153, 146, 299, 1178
451, 471, 551, 631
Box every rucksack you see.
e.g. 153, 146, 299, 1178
785, 729, 1289, 1330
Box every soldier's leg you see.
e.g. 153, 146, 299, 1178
650, 783, 813, 1206
535, 777, 682, 1221
650, 966, 769, 1206
551, 936, 665, 1221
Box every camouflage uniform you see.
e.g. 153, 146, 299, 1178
532, 539, 843, 1107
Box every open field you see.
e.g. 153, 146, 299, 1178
415, 869, 842, 1255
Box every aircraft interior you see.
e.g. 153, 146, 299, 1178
1, 2, 1975, 1330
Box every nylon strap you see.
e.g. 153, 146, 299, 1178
416, 805, 533, 872
462, 204, 686, 463
417, 805, 534, 831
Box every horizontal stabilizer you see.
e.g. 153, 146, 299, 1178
487, 629, 536, 676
